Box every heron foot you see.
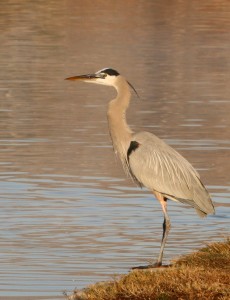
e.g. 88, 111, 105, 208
131, 261, 165, 270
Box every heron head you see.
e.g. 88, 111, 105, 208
65, 67, 139, 97
65, 68, 120, 87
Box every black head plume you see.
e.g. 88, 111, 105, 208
98, 68, 120, 76
127, 81, 140, 99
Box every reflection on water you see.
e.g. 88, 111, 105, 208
0, 0, 230, 299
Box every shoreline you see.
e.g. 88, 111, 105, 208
66, 239, 230, 300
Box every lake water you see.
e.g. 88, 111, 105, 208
0, 1, 229, 299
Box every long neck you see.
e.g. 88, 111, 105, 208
107, 76, 133, 171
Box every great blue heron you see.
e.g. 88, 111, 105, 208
65, 68, 215, 268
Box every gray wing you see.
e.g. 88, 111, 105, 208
128, 131, 215, 216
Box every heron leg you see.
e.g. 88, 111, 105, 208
154, 192, 171, 267
131, 193, 171, 270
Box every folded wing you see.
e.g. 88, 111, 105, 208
128, 131, 215, 217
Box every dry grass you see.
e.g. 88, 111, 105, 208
67, 239, 230, 300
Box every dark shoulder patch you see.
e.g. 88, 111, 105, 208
127, 141, 140, 160
103, 68, 119, 76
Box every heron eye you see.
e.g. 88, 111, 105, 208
101, 73, 107, 79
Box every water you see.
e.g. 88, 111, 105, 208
0, 1, 230, 299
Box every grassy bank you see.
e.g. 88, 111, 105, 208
66, 239, 230, 300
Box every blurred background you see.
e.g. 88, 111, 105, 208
0, 0, 229, 299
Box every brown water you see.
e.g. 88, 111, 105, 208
0, 0, 230, 299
